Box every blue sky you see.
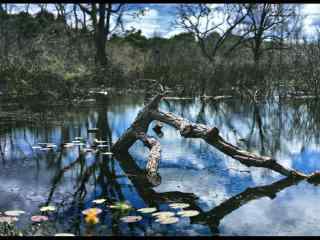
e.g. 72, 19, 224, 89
8, 4, 320, 39
122, 4, 320, 39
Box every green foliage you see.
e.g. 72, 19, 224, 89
0, 8, 313, 99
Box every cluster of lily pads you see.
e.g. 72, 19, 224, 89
32, 134, 112, 156
82, 198, 200, 226
1, 199, 200, 236
32, 143, 57, 151
0, 205, 75, 236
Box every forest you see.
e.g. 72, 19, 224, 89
1, 3, 320, 237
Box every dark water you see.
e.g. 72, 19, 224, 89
1, 95, 320, 236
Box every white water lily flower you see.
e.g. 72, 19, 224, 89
177, 210, 200, 217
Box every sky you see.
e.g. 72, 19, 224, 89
7, 3, 320, 39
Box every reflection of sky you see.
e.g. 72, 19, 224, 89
1, 96, 320, 235
220, 181, 320, 236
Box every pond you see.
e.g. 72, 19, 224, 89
1, 94, 320, 236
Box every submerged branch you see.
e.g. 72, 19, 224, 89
112, 92, 320, 182
137, 132, 161, 173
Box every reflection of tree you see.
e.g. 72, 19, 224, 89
46, 145, 305, 235
114, 152, 198, 205
6, 96, 320, 235
245, 103, 266, 155
191, 176, 303, 234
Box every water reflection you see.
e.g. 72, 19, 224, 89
1, 95, 320, 235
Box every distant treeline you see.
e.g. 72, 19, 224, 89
0, 4, 319, 101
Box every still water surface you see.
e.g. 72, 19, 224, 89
1, 95, 320, 236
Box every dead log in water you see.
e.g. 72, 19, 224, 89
111, 91, 320, 182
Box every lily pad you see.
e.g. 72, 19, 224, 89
109, 202, 132, 210
168, 203, 190, 209
31, 215, 49, 223
32, 146, 42, 149
0, 216, 18, 224
75, 143, 86, 146
137, 207, 157, 214
97, 144, 108, 148
46, 144, 57, 148
4, 210, 26, 217
101, 152, 113, 155
63, 143, 74, 148
92, 199, 107, 204
177, 210, 200, 217
40, 206, 56, 212
81, 208, 102, 215
156, 217, 179, 224
152, 211, 175, 218
54, 233, 75, 236
120, 216, 142, 223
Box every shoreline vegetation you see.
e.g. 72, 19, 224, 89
1, 4, 320, 106
0, 86, 318, 126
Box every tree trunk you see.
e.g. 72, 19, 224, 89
95, 3, 107, 67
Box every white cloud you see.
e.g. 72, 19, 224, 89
302, 4, 320, 38
121, 8, 168, 38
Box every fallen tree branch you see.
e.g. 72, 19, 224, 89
137, 132, 161, 173
151, 110, 304, 178
111, 92, 320, 182
111, 92, 166, 152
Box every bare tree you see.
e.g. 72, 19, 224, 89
54, 3, 67, 23
241, 4, 298, 75
176, 4, 251, 96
